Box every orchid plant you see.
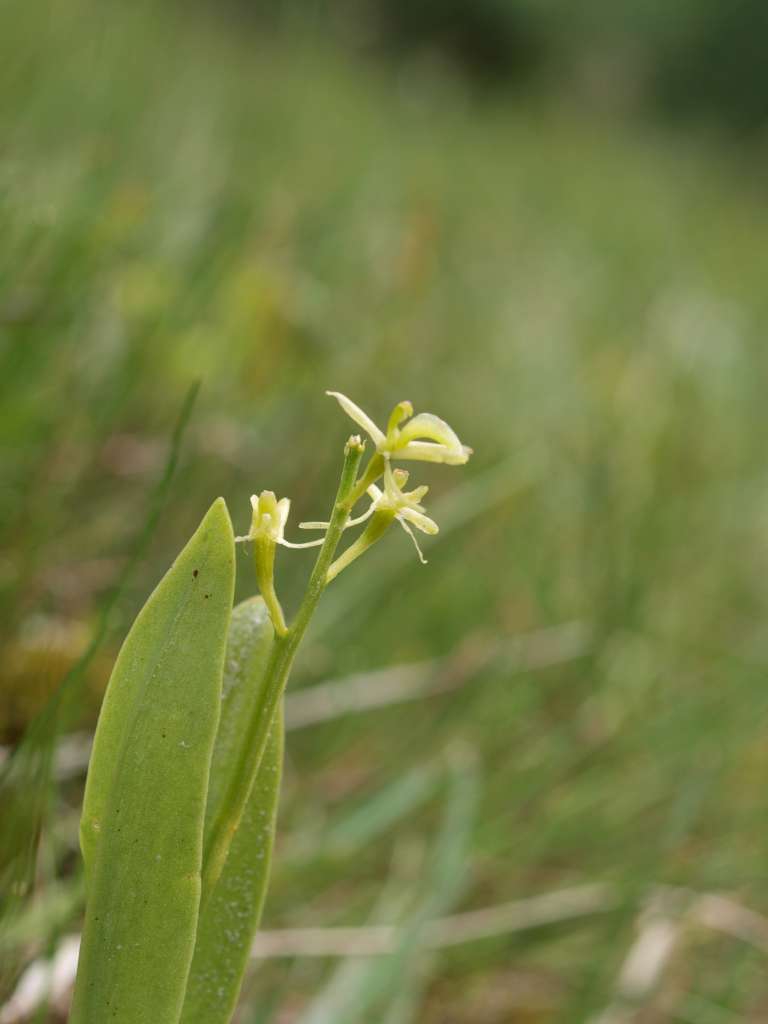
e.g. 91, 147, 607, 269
70, 392, 470, 1024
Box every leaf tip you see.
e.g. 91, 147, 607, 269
202, 497, 234, 541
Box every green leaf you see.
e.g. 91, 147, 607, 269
70, 498, 235, 1024
179, 596, 283, 1024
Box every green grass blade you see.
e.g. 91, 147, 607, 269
70, 498, 235, 1024
0, 384, 198, 999
179, 597, 283, 1024
299, 749, 479, 1024
323, 764, 440, 857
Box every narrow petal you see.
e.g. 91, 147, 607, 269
387, 400, 413, 436
399, 507, 439, 535
275, 497, 291, 541
397, 517, 428, 564
326, 391, 386, 446
406, 484, 429, 505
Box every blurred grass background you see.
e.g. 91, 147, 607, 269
3, 0, 768, 1020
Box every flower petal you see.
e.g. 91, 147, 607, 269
395, 441, 472, 465
405, 484, 429, 505
399, 507, 439, 535
326, 391, 386, 446
387, 400, 413, 436
275, 497, 291, 541
395, 412, 465, 454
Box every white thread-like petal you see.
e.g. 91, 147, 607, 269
279, 537, 326, 549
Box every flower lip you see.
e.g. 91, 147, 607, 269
393, 412, 467, 459
394, 440, 473, 465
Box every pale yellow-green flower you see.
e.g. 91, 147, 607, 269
236, 490, 325, 635
306, 462, 439, 574
237, 491, 323, 550
238, 491, 290, 544
367, 464, 437, 559
327, 391, 472, 466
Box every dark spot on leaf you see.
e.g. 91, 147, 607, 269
193, 569, 198, 578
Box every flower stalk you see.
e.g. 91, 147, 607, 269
253, 530, 287, 637
326, 507, 395, 582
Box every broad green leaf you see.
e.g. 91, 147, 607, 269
70, 498, 235, 1024
180, 596, 283, 1024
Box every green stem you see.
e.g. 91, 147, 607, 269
326, 509, 394, 583
347, 451, 385, 507
200, 437, 364, 905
